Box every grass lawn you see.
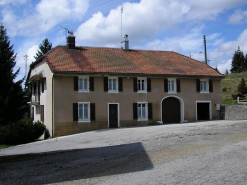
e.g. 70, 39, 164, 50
221, 72, 247, 105
0, 145, 14, 149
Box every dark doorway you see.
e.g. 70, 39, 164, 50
109, 104, 118, 128
162, 97, 180, 123
197, 103, 210, 120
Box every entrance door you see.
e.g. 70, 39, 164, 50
197, 103, 210, 120
109, 104, 118, 128
162, 97, 180, 123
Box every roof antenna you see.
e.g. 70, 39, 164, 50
60, 25, 69, 38
121, 6, 123, 48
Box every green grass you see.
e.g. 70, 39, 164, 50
0, 145, 14, 149
221, 71, 247, 105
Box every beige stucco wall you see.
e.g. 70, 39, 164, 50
29, 61, 53, 137
53, 75, 222, 137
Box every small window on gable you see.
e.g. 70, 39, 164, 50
78, 76, 89, 92
137, 77, 147, 93
200, 79, 209, 93
108, 77, 118, 93
168, 78, 176, 93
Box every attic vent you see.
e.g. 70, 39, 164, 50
67, 31, 75, 49
123, 34, 129, 51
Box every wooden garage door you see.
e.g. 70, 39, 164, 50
162, 97, 180, 123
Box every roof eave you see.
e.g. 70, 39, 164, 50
53, 71, 224, 79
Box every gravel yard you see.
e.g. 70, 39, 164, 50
1, 120, 247, 184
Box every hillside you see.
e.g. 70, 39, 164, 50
221, 72, 247, 105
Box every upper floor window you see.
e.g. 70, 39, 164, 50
164, 78, 180, 93
137, 77, 147, 93
200, 80, 208, 93
104, 77, 123, 93
168, 78, 176, 93
108, 77, 118, 92
196, 79, 213, 93
79, 77, 89, 92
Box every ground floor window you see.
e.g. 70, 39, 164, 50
78, 102, 90, 122
137, 103, 148, 120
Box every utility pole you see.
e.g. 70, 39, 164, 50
24, 55, 28, 80
203, 35, 208, 65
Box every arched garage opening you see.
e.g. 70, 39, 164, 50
161, 96, 184, 124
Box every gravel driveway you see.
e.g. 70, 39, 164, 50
1, 120, 247, 184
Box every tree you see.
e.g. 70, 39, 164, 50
0, 24, 27, 125
34, 38, 52, 60
237, 78, 247, 96
215, 66, 219, 73
230, 47, 246, 73
225, 69, 229, 75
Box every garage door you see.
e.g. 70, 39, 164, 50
197, 103, 210, 120
162, 97, 180, 123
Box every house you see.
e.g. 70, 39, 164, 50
26, 33, 224, 137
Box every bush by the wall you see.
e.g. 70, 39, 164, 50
0, 119, 46, 145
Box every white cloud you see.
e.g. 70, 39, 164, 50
228, 9, 247, 24
1, 0, 89, 37
185, 0, 247, 20
75, 0, 191, 47
211, 29, 247, 58
141, 26, 204, 54
217, 59, 232, 74
75, 0, 247, 47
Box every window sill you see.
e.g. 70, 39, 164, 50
78, 120, 91, 123
108, 91, 119, 93
200, 91, 209, 94
78, 90, 90, 93
137, 91, 147, 93
168, 91, 177, 94
137, 118, 148, 121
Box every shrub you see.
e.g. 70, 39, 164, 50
149, 121, 163, 125
0, 119, 46, 145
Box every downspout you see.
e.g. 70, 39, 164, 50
52, 74, 54, 137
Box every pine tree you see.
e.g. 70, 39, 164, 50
225, 69, 229, 75
238, 78, 247, 95
34, 38, 52, 60
215, 66, 219, 73
230, 47, 246, 73
0, 24, 27, 125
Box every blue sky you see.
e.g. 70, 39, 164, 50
1, 0, 247, 81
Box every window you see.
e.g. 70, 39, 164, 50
200, 79, 209, 93
164, 78, 180, 93
108, 77, 118, 92
168, 78, 176, 93
78, 103, 90, 122
78, 77, 89, 92
137, 78, 147, 92
137, 103, 148, 120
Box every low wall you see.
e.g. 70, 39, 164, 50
220, 105, 247, 120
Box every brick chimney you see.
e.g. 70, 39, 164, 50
67, 31, 75, 49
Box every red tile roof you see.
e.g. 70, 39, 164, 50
41, 46, 223, 78
28, 72, 44, 82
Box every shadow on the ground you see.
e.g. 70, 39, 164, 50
0, 142, 153, 184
